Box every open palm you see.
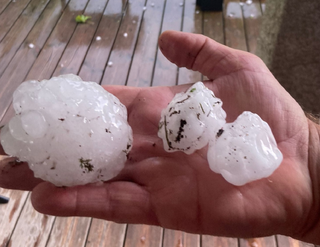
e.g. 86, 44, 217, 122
1, 31, 319, 243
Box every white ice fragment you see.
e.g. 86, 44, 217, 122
107, 61, 113, 67
151, 3, 155, 7
179, 2, 184, 6
239, 2, 244, 6
196, 10, 200, 14
246, 0, 253, 5
143, 6, 147, 11
28, 43, 35, 49
0, 74, 133, 187
158, 82, 226, 154
123, 33, 128, 37
96, 36, 101, 41
207, 111, 283, 186
228, 12, 235, 18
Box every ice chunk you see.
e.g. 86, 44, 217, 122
0, 74, 133, 187
158, 82, 226, 154
207, 112, 283, 186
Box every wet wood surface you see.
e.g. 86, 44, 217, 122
0, 0, 314, 246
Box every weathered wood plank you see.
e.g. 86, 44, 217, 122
53, 0, 109, 77
0, 0, 11, 14
0, 0, 50, 77
152, 0, 184, 87
26, 0, 89, 81
276, 235, 315, 247
0, 0, 31, 42
0, 0, 70, 121
178, 0, 202, 85
78, 0, 126, 83
241, 0, 263, 54
239, 237, 277, 247
224, 0, 247, 51
124, 224, 163, 247
8, 194, 55, 247
126, 0, 166, 87
162, 230, 200, 247
201, 235, 238, 247
203, 10, 224, 44
46, 217, 91, 247
85, 220, 126, 247
0, 189, 29, 247
100, 0, 145, 86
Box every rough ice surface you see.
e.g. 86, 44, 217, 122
207, 112, 283, 186
158, 82, 226, 154
0, 74, 133, 187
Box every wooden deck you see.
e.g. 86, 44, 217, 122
0, 0, 315, 246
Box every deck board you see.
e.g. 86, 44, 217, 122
0, 0, 314, 246
0, 0, 70, 120
0, 0, 31, 42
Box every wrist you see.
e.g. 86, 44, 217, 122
295, 119, 320, 244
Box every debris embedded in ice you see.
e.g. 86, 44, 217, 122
0, 74, 133, 187
207, 111, 283, 186
158, 82, 226, 154
158, 82, 283, 186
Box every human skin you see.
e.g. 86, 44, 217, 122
1, 31, 320, 244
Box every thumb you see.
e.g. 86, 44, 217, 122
158, 30, 265, 80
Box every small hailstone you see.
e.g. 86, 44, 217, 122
123, 33, 128, 37
228, 12, 235, 18
140, 236, 146, 243
0, 74, 132, 187
96, 36, 101, 41
151, 3, 155, 7
107, 61, 113, 67
250, 14, 255, 18
207, 112, 283, 186
158, 82, 226, 154
28, 43, 35, 49
60, 63, 64, 67
195, 10, 200, 14
179, 2, 184, 6
239, 2, 244, 6
143, 6, 147, 11
246, 0, 253, 4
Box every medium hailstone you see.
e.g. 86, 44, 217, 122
158, 82, 226, 154
158, 82, 283, 186
207, 112, 283, 186
0, 74, 133, 187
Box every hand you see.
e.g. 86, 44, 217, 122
1, 31, 320, 243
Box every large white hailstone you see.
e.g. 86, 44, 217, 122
0, 74, 133, 187
158, 82, 226, 154
207, 111, 283, 186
